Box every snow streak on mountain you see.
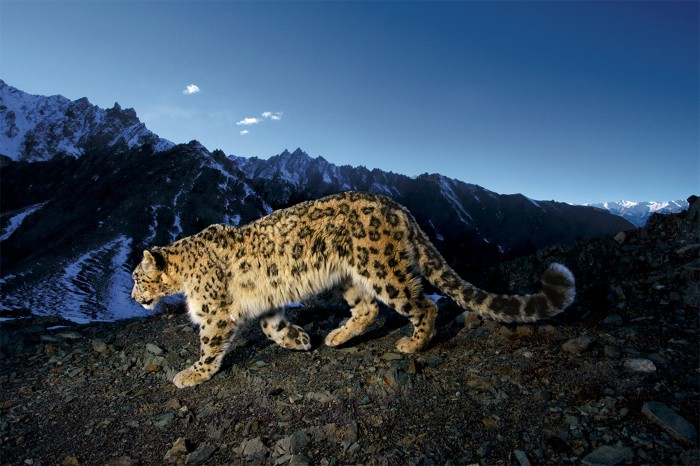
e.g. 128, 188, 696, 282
1, 81, 637, 322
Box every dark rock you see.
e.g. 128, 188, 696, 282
603, 345, 622, 359
92, 339, 107, 353
562, 336, 592, 354
581, 445, 634, 466
163, 437, 194, 463
238, 437, 267, 458
601, 315, 622, 326
288, 454, 311, 466
514, 449, 531, 466
185, 444, 217, 465
274, 431, 311, 457
146, 343, 163, 355
679, 449, 700, 465
642, 401, 698, 446
153, 412, 175, 430
477, 443, 492, 457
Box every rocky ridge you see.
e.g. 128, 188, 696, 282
1, 198, 697, 465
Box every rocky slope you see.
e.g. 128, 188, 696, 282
1, 198, 697, 466
0, 142, 272, 322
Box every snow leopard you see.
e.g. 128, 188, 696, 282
131, 191, 575, 388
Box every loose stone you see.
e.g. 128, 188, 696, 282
562, 336, 592, 354
153, 412, 175, 429
185, 445, 217, 465
581, 445, 634, 466
514, 449, 531, 466
163, 437, 193, 463
92, 339, 107, 353
624, 358, 656, 373
146, 343, 164, 355
642, 401, 698, 446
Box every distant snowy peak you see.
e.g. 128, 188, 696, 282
0, 80, 173, 161
587, 199, 689, 227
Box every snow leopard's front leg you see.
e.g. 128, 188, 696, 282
174, 309, 238, 388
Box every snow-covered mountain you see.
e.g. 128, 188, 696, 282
0, 81, 633, 322
586, 200, 689, 227
0, 80, 172, 161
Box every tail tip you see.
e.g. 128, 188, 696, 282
542, 263, 576, 311
545, 263, 575, 288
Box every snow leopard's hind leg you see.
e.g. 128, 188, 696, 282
260, 308, 311, 350
378, 270, 438, 353
391, 293, 438, 353
325, 281, 379, 347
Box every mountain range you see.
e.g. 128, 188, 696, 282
1, 81, 639, 322
585, 200, 689, 227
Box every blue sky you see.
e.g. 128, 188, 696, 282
1, 1, 697, 204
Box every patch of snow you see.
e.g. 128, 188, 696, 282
1, 202, 47, 241
438, 176, 473, 225
171, 214, 183, 242
619, 200, 639, 209
224, 214, 242, 226
371, 182, 394, 196
59, 239, 119, 322
527, 197, 542, 209
170, 187, 188, 241
145, 205, 161, 244
1, 236, 153, 323
104, 236, 146, 320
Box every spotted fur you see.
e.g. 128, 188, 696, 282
131, 191, 575, 388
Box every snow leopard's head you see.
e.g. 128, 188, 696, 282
131, 249, 176, 309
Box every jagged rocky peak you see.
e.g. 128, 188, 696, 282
106, 102, 139, 126
273, 148, 314, 165
0, 80, 173, 161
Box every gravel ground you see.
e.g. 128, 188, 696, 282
1, 203, 698, 466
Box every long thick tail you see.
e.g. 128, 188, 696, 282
411, 225, 575, 323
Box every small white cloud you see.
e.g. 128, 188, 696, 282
262, 111, 283, 120
183, 84, 200, 95
237, 117, 261, 126
236, 111, 283, 133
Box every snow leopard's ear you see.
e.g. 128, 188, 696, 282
143, 249, 166, 273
